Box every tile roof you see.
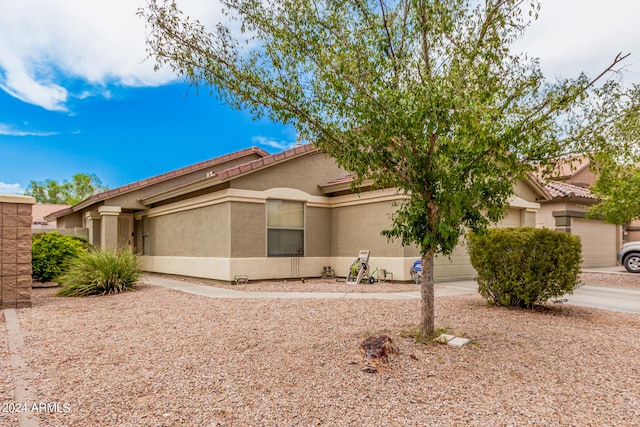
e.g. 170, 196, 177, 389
46, 146, 271, 219
140, 143, 320, 203
84, 146, 269, 203
48, 144, 322, 216
544, 180, 597, 200
32, 204, 69, 225
215, 143, 316, 181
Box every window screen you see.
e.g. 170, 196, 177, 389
267, 200, 304, 256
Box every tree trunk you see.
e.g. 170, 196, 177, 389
421, 250, 435, 338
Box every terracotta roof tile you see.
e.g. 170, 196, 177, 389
70, 146, 270, 207
544, 180, 597, 200
33, 204, 70, 224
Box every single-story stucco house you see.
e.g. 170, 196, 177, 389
47, 143, 554, 282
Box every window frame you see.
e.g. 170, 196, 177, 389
266, 200, 305, 257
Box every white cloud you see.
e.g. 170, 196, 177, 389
1, 0, 638, 114
251, 135, 297, 151
0, 123, 59, 137
0, 0, 228, 111
514, 0, 640, 81
0, 182, 25, 195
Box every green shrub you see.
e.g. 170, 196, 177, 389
32, 232, 89, 282
467, 227, 582, 308
56, 249, 142, 297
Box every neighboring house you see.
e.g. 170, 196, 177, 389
548, 156, 596, 188
47, 144, 549, 282
31, 204, 70, 233
544, 156, 640, 241
537, 180, 621, 267
535, 158, 622, 267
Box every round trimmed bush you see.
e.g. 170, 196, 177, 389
467, 227, 582, 308
32, 232, 89, 282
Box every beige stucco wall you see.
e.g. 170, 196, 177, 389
567, 167, 596, 188
330, 200, 404, 258
232, 152, 346, 196
230, 202, 266, 258
513, 180, 539, 203
148, 203, 231, 257
57, 212, 83, 228
306, 206, 331, 257
537, 200, 619, 267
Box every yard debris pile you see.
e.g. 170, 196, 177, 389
360, 334, 399, 373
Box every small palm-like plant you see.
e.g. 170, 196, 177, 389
56, 249, 142, 297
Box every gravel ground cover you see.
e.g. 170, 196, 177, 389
581, 271, 640, 289
0, 312, 19, 427
4, 279, 639, 426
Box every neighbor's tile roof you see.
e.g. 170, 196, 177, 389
32, 204, 69, 224
544, 180, 597, 200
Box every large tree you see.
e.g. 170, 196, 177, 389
588, 84, 640, 225
25, 173, 107, 205
140, 0, 634, 336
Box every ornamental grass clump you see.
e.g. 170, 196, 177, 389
56, 249, 142, 297
467, 227, 582, 309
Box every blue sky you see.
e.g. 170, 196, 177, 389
1, 0, 639, 195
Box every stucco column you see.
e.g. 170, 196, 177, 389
84, 211, 101, 246
1, 195, 35, 309
99, 206, 121, 250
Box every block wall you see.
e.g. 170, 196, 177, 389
1, 195, 35, 309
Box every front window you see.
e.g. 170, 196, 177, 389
267, 200, 304, 257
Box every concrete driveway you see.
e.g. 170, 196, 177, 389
437, 270, 640, 314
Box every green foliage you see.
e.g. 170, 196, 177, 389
140, 0, 634, 336
31, 232, 89, 282
25, 173, 107, 204
56, 249, 142, 297
467, 228, 582, 309
587, 84, 640, 225
399, 325, 452, 344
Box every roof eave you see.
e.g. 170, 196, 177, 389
319, 179, 376, 195
142, 144, 319, 205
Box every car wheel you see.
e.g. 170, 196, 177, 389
623, 254, 640, 273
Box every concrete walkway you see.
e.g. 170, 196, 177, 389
144, 273, 640, 314
3, 309, 40, 427
143, 275, 477, 300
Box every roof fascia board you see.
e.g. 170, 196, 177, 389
319, 178, 377, 194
